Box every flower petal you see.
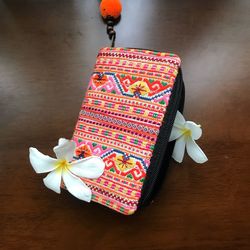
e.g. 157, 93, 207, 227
62, 170, 92, 202
174, 111, 186, 126
70, 156, 105, 179
185, 121, 202, 140
58, 138, 69, 146
186, 137, 208, 164
169, 126, 184, 141
29, 147, 58, 173
172, 136, 186, 163
53, 139, 76, 162
43, 169, 62, 194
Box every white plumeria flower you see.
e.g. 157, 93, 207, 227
169, 111, 208, 164
29, 138, 105, 202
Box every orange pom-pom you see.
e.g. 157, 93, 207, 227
100, 0, 122, 19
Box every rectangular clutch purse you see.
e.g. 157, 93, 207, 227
72, 47, 185, 215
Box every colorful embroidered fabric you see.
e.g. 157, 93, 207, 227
73, 47, 181, 215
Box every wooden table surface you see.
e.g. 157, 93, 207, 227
1, 1, 249, 249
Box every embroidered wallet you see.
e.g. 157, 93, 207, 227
72, 47, 185, 215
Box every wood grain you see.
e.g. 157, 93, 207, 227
0, 1, 249, 249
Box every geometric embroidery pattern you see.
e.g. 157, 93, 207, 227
73, 47, 181, 214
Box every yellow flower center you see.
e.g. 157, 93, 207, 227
181, 128, 192, 137
55, 159, 70, 173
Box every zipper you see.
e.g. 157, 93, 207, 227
138, 69, 185, 207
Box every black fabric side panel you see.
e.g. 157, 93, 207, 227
138, 69, 185, 208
